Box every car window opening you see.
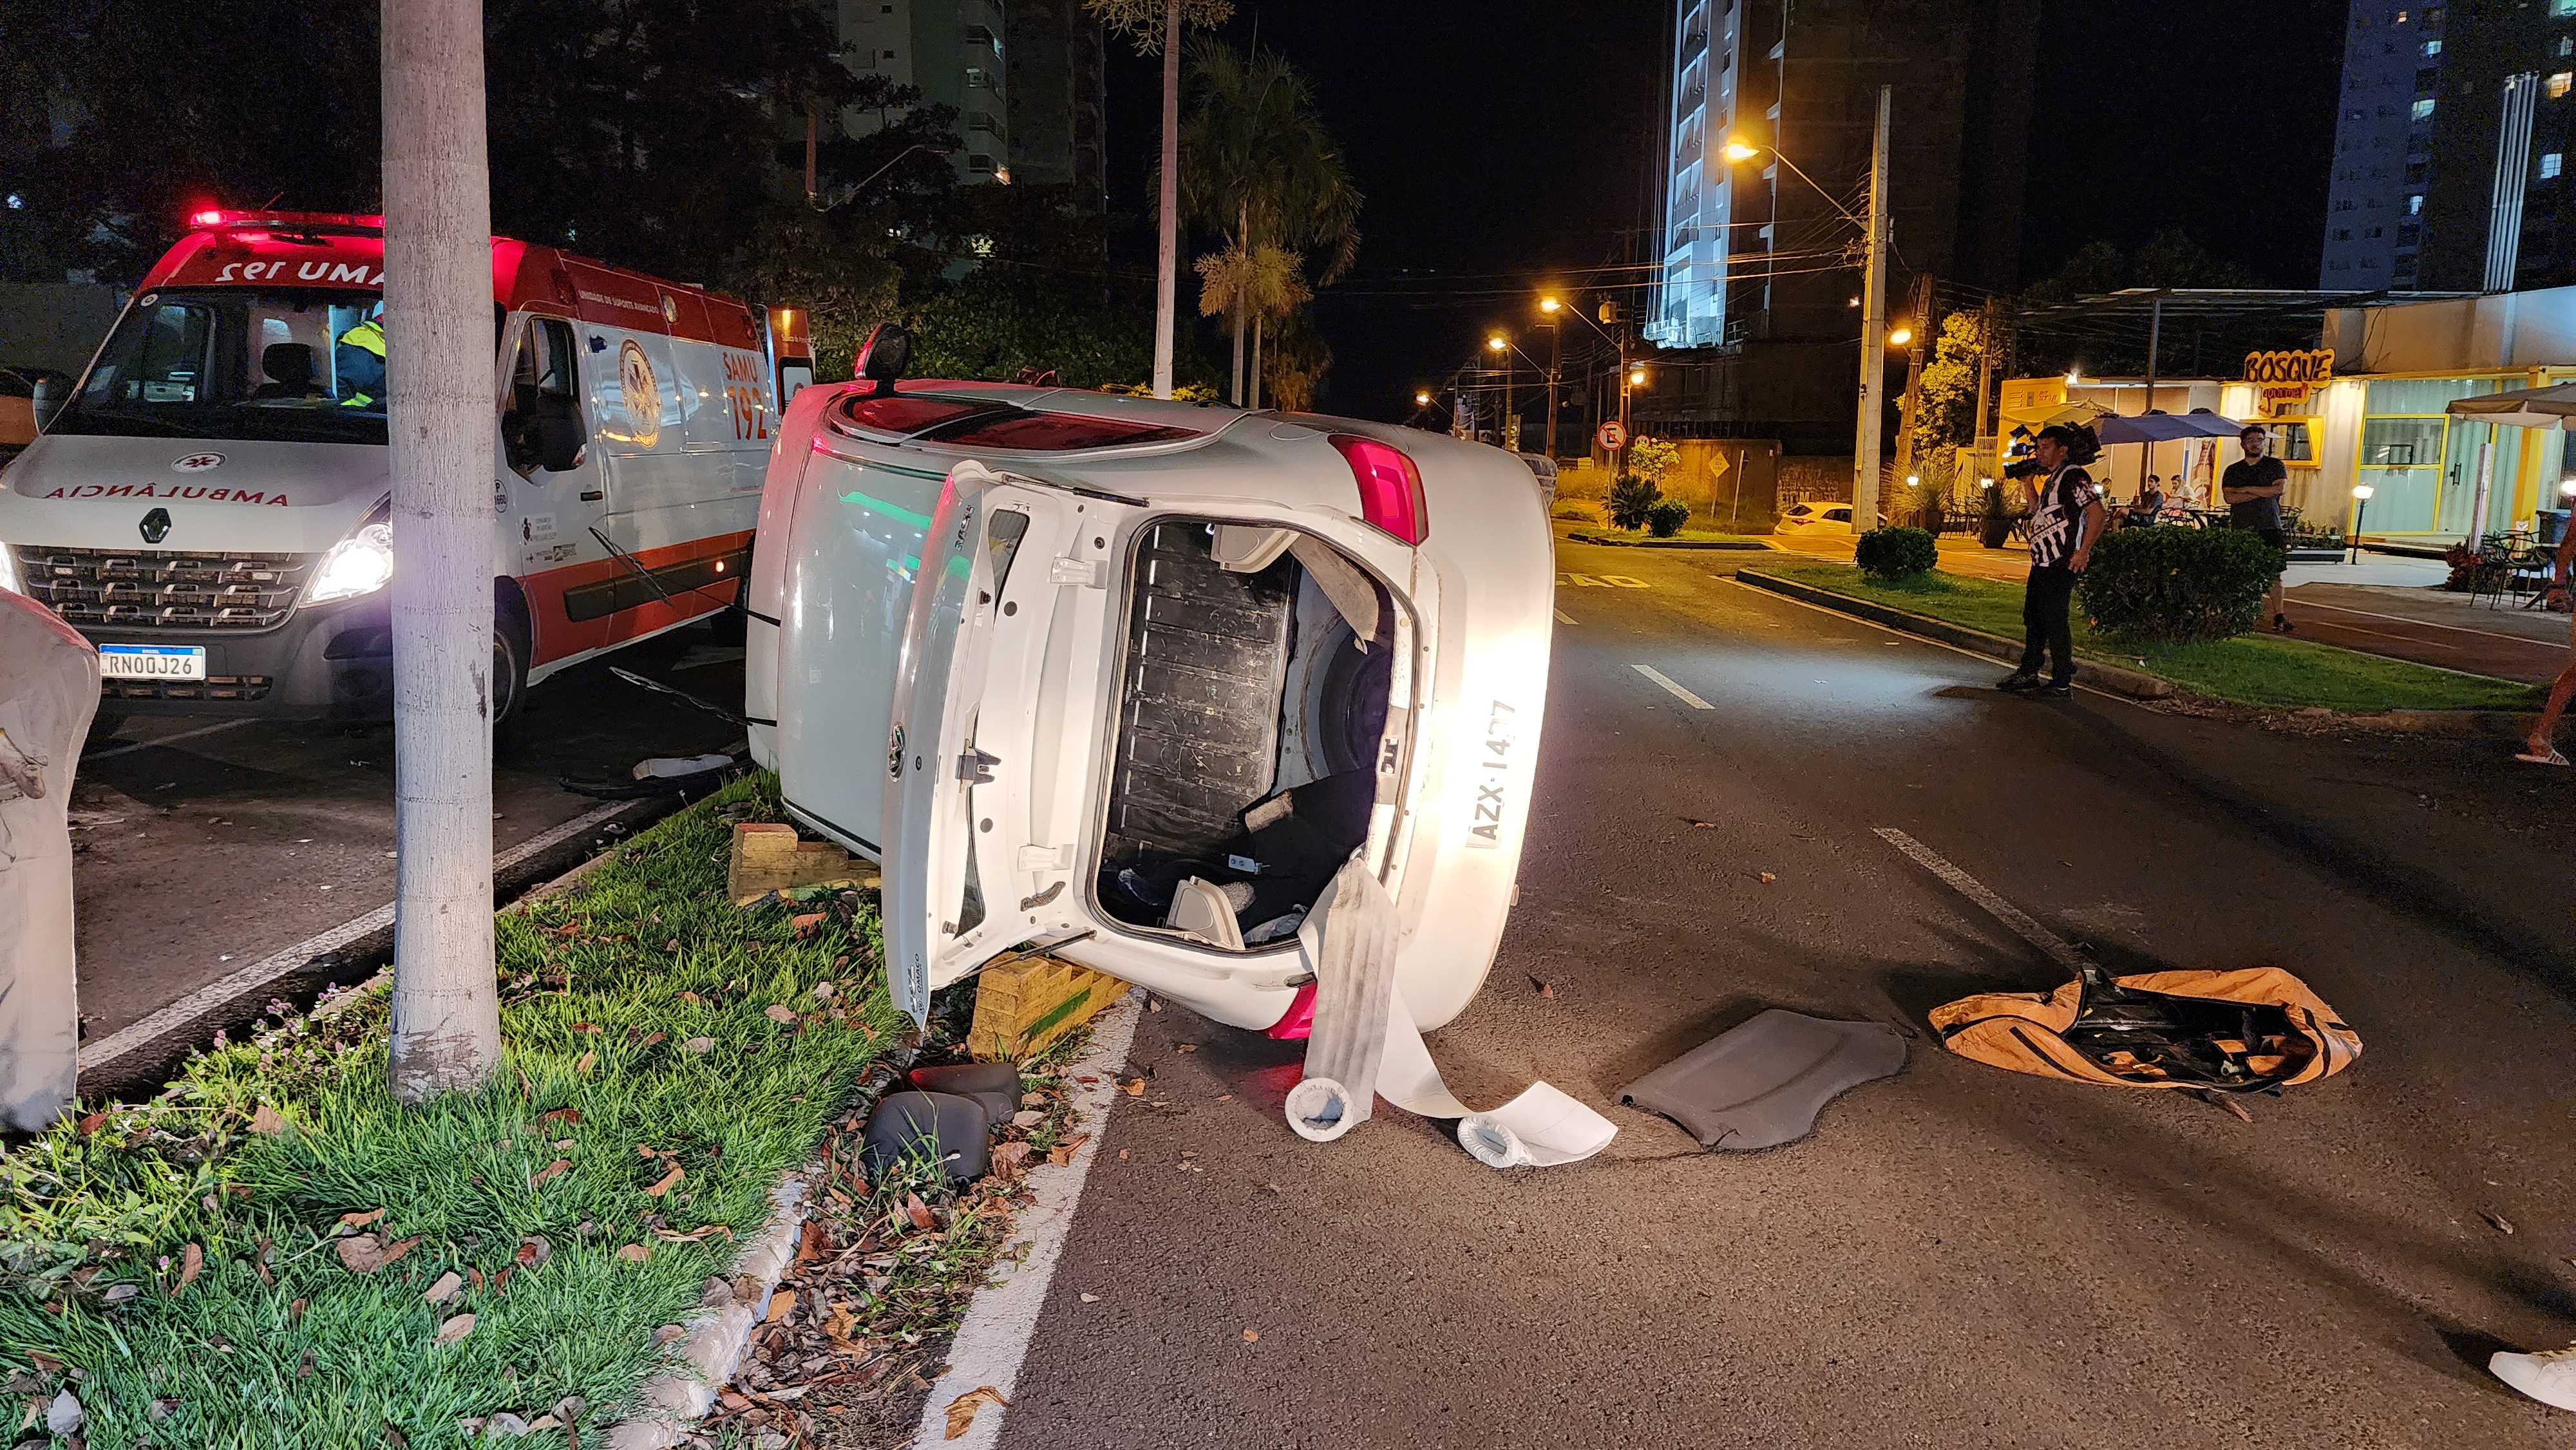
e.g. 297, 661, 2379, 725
1094, 518, 1397, 951
51, 288, 391, 446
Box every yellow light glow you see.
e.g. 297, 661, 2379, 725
1887, 326, 1913, 346
2067, 370, 2081, 384
1629, 367, 1648, 386
1905, 475, 1920, 487
1539, 297, 1561, 313
1723, 138, 1761, 162
1415, 391, 1432, 405
1487, 335, 1508, 352
2352, 484, 2375, 500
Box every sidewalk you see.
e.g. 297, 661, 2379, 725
1763, 531, 2570, 683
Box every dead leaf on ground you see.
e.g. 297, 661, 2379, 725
433, 1313, 475, 1345
644, 1164, 685, 1197
175, 1243, 202, 1292
574, 1050, 597, 1076
247, 1104, 286, 1135
2484, 1210, 2517, 1235
1757, 871, 1777, 884
538, 1107, 582, 1129
532, 1159, 571, 1187
905, 1192, 934, 1231
617, 1243, 650, 1264
1690, 820, 1718, 829
338, 1208, 386, 1230
683, 1037, 714, 1054
288, 1297, 306, 1321
797, 1219, 831, 1265
1528, 974, 1555, 998
1242, 1328, 1260, 1342
423, 1272, 463, 1304
791, 913, 826, 938
335, 1234, 388, 1274
516, 1236, 552, 1269
764, 1292, 794, 1324
764, 1003, 799, 1024
75, 1111, 105, 1135
1175, 1043, 1198, 1053
1122, 1078, 1145, 1096
943, 1386, 1008, 1440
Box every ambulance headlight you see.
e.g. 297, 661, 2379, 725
305, 523, 393, 604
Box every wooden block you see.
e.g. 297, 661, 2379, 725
969, 956, 1131, 1062
727, 822, 879, 905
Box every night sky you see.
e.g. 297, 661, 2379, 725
1099, 0, 2351, 422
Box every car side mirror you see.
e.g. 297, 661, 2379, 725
30, 377, 62, 431
535, 401, 585, 472
857, 323, 911, 397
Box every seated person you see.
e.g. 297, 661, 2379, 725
249, 343, 325, 400
2127, 476, 2166, 527
336, 307, 386, 406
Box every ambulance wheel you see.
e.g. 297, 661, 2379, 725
491, 597, 531, 733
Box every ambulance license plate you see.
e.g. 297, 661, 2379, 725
99, 645, 207, 682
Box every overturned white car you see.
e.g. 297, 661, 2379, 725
746, 338, 1553, 1037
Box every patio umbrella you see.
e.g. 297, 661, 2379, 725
2445, 382, 2576, 430
2092, 409, 2247, 444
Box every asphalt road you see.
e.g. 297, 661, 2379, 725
990, 536, 2576, 1449
68, 624, 748, 1048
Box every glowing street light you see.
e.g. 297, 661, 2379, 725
1629, 366, 1648, 386
1486, 335, 1508, 353
1416, 390, 1432, 406
1539, 296, 1562, 314
1886, 325, 1914, 347
2349, 482, 2375, 564
2066, 368, 2081, 385
1722, 137, 1762, 163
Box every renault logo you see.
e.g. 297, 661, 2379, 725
138, 507, 173, 545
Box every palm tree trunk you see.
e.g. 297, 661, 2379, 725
1151, 0, 1180, 399
1231, 298, 1245, 406
382, 0, 502, 1103
1250, 310, 1264, 411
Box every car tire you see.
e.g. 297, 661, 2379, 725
492, 596, 531, 733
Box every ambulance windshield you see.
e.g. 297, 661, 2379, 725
50, 288, 390, 446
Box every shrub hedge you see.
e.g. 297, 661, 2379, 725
1607, 475, 1659, 531
1855, 525, 1938, 581
2078, 525, 2284, 641
1645, 498, 1691, 537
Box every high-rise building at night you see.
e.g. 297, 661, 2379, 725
2333, 1, 2576, 293
1640, 0, 2040, 452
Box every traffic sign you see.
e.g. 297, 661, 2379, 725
1596, 421, 1627, 451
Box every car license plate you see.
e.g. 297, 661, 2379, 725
99, 645, 207, 682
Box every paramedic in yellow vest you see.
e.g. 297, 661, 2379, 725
336, 305, 386, 407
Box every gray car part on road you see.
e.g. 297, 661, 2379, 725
1618, 1009, 1908, 1152
0, 590, 99, 1132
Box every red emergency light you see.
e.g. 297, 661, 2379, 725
185, 209, 386, 234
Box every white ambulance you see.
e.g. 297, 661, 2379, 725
0, 209, 814, 727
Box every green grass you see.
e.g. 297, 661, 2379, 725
0, 773, 907, 1448
1753, 562, 2544, 713
1576, 527, 1768, 545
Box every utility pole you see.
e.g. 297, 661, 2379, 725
1544, 319, 1562, 460
383, 0, 501, 1102
1852, 84, 1892, 536
1893, 274, 1932, 521
1151, 0, 1180, 399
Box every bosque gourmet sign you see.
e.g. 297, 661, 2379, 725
2244, 350, 2333, 419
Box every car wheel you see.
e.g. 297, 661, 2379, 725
491, 609, 530, 731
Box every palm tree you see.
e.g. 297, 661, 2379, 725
1179, 41, 1361, 406
1194, 241, 1307, 406
1085, 0, 1235, 399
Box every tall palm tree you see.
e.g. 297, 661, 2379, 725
1180, 41, 1361, 407
1085, 0, 1235, 399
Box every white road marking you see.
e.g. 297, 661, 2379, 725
1632, 664, 1714, 710
79, 798, 638, 1073
1560, 573, 1611, 587
84, 717, 252, 763
1873, 827, 2088, 974
1553, 608, 1577, 624
1598, 575, 1651, 588
2293, 596, 2570, 646
913, 990, 1146, 1449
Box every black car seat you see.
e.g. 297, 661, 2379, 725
251, 343, 321, 399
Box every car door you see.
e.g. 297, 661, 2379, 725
497, 315, 606, 666
879, 459, 1141, 1024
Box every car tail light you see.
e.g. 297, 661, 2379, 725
1330, 434, 1426, 544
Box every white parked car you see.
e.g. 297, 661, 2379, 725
1774, 500, 1853, 532
746, 335, 1555, 1036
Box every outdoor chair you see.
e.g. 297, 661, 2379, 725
2467, 538, 2521, 610
2508, 544, 2559, 608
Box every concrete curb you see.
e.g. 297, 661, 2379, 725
1566, 532, 1774, 551
1734, 569, 2176, 700
604, 1176, 812, 1450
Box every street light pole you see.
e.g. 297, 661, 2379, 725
382, 0, 501, 1102
1545, 318, 1562, 460
1853, 84, 1892, 538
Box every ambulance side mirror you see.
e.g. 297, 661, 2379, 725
536, 406, 585, 473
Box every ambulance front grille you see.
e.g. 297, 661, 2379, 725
10, 545, 318, 631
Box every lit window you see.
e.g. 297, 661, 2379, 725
2545, 153, 2566, 178
2394, 7, 2408, 19
2562, 37, 2574, 57
2409, 193, 2424, 213
2424, 38, 2441, 54
2559, 0, 2576, 14
2412, 98, 2437, 120
2553, 72, 2575, 97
